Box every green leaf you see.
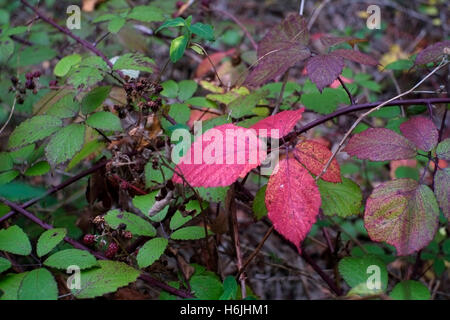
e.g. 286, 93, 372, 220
67, 140, 105, 171
68, 66, 104, 88
105, 209, 156, 237
107, 17, 126, 34
171, 226, 208, 240
195, 186, 229, 203
81, 86, 111, 115
228, 90, 269, 119
127, 5, 164, 22
0, 153, 13, 172
169, 211, 192, 230
145, 162, 174, 186
8, 115, 62, 149
0, 37, 14, 63
385, 59, 413, 70
395, 166, 419, 180
318, 177, 362, 217
36, 228, 67, 257
93, 13, 117, 23
436, 138, 450, 160
389, 280, 430, 300
0, 170, 19, 186
300, 88, 348, 114
9, 144, 35, 164
190, 274, 223, 300
46, 94, 80, 119
0, 272, 27, 300
132, 192, 157, 215
369, 106, 401, 119
112, 53, 155, 73
18, 268, 58, 300
72, 260, 140, 299
170, 34, 189, 63
155, 17, 186, 33
252, 185, 268, 220
44, 249, 98, 270
0, 225, 32, 255
86, 111, 122, 131
190, 23, 215, 41
24, 161, 50, 177
54, 54, 82, 77
0, 257, 11, 274
161, 80, 179, 98
178, 80, 198, 101
338, 256, 388, 295
45, 124, 85, 165
137, 237, 168, 268
219, 276, 238, 300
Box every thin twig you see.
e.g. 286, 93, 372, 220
272, 70, 290, 115
315, 59, 449, 182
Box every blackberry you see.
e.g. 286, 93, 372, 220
83, 234, 96, 245
105, 242, 119, 258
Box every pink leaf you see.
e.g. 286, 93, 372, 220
172, 124, 264, 187
331, 49, 378, 66
306, 54, 345, 92
434, 168, 449, 220
399, 116, 439, 152
364, 179, 440, 256
265, 157, 321, 252
345, 128, 417, 161
250, 108, 305, 138
294, 140, 341, 183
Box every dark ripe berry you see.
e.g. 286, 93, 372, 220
142, 107, 150, 116
17, 96, 24, 104
105, 242, 119, 258
49, 80, 58, 87
176, 1, 184, 9
119, 109, 127, 119
118, 223, 127, 231
25, 79, 35, 90
111, 230, 118, 237
160, 187, 168, 198
10, 76, 18, 86
25, 72, 33, 80
33, 71, 41, 78
103, 105, 110, 112
19, 87, 26, 94
83, 234, 96, 245
113, 104, 121, 111
154, 84, 163, 93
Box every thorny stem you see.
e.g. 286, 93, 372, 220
0, 198, 194, 299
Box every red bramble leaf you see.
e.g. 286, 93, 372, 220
306, 54, 345, 92
399, 116, 438, 152
330, 49, 378, 66
345, 128, 417, 161
294, 140, 341, 183
414, 40, 450, 66
265, 157, 321, 252
172, 124, 264, 187
250, 108, 305, 138
245, 14, 311, 87
320, 36, 367, 48
364, 179, 439, 256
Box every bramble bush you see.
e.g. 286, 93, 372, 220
0, 0, 449, 300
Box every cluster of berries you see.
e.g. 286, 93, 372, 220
9, 71, 41, 104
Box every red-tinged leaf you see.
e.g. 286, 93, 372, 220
364, 179, 439, 256
415, 40, 450, 66
250, 108, 305, 138
345, 128, 417, 161
399, 116, 438, 151
306, 54, 344, 92
434, 168, 449, 220
294, 140, 341, 183
195, 49, 235, 78
436, 138, 450, 160
265, 157, 321, 251
244, 14, 311, 87
172, 124, 264, 187
330, 49, 378, 66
